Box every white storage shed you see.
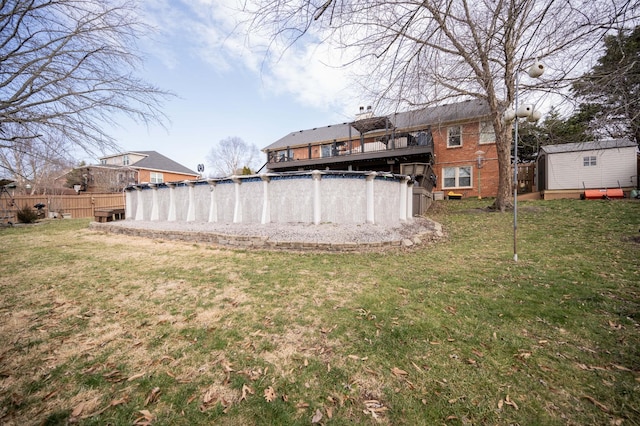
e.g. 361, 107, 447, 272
537, 139, 638, 191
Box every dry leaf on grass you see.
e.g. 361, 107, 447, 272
71, 398, 99, 418
611, 364, 631, 372
133, 409, 154, 425
127, 372, 146, 382
514, 351, 531, 360
320, 325, 337, 334
577, 363, 607, 371
503, 395, 519, 410
347, 354, 368, 361
144, 387, 161, 406
71, 402, 85, 418
472, 349, 484, 358
102, 369, 124, 382
240, 384, 254, 402
364, 367, 378, 376
311, 408, 323, 423
391, 367, 408, 377
264, 386, 276, 402
582, 395, 609, 412
326, 406, 333, 419
363, 400, 388, 419
155, 355, 175, 364
608, 320, 623, 330
200, 387, 230, 412
76, 395, 129, 420
221, 360, 234, 373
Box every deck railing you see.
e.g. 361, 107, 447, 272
267, 132, 434, 164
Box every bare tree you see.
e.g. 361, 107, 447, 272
65, 164, 137, 193
242, 0, 637, 211
207, 136, 260, 177
0, 0, 171, 180
0, 133, 73, 194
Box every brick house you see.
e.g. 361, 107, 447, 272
262, 99, 498, 209
66, 151, 199, 193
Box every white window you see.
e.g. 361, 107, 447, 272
321, 144, 332, 158
123, 154, 130, 166
479, 121, 495, 144
447, 125, 462, 147
583, 156, 597, 166
150, 172, 164, 183
443, 166, 471, 188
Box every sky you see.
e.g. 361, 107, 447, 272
99, 0, 365, 175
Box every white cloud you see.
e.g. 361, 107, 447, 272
261, 42, 358, 117
139, 0, 363, 120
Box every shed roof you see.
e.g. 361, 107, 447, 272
539, 139, 637, 155
263, 99, 490, 151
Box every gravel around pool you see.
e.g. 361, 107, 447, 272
89, 217, 445, 251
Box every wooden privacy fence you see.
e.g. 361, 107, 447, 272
3, 193, 125, 222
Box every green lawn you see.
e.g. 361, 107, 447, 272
0, 198, 638, 425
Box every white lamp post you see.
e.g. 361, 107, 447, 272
511, 61, 544, 262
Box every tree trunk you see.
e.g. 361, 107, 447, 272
491, 124, 514, 212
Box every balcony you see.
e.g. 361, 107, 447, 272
266, 130, 434, 172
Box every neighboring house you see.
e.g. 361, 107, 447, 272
65, 151, 199, 193
262, 100, 498, 210
536, 139, 639, 196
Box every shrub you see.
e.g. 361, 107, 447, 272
17, 205, 38, 223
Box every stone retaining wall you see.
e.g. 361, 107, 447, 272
89, 221, 444, 252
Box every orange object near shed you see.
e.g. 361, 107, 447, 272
582, 188, 624, 199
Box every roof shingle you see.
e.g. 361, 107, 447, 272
263, 99, 491, 151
